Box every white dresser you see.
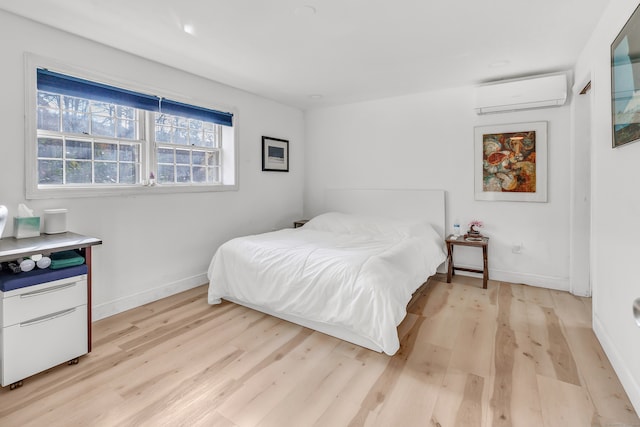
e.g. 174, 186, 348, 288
0, 274, 88, 388
0, 232, 101, 389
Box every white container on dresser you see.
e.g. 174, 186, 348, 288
0, 274, 88, 388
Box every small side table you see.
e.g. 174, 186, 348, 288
446, 234, 489, 289
293, 219, 309, 228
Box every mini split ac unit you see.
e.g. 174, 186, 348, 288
475, 73, 567, 114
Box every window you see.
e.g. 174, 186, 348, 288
36, 91, 143, 185
25, 57, 237, 198
154, 113, 221, 184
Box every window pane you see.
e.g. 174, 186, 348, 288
119, 163, 137, 184
189, 129, 203, 146
63, 97, 89, 113
155, 113, 174, 126
192, 166, 206, 182
92, 115, 115, 137
192, 151, 206, 166
209, 166, 220, 183
66, 140, 92, 160
158, 164, 174, 183
37, 107, 60, 131
204, 131, 216, 148
91, 102, 115, 116
63, 112, 89, 134
38, 159, 63, 184
207, 151, 220, 166
66, 160, 92, 183
176, 116, 188, 128
117, 119, 136, 139
117, 106, 135, 120
158, 148, 174, 163
38, 92, 60, 109
94, 162, 117, 183
94, 142, 117, 161
176, 165, 191, 182
173, 128, 188, 145
155, 125, 172, 142
38, 138, 63, 158
176, 149, 190, 165
119, 144, 139, 162
188, 119, 202, 130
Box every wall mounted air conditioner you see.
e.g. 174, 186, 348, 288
475, 73, 567, 114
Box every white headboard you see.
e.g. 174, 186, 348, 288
324, 189, 446, 239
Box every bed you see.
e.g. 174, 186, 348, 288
207, 189, 446, 355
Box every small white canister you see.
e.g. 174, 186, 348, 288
43, 208, 67, 234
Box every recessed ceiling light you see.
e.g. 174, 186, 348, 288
309, 94, 323, 99
294, 5, 316, 16
183, 23, 196, 36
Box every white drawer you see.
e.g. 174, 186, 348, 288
1, 304, 87, 386
1, 276, 87, 327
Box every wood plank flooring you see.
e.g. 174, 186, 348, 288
0, 275, 638, 427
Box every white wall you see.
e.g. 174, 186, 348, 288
304, 86, 573, 290
0, 11, 305, 319
574, 0, 640, 413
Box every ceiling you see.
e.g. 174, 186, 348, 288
0, 0, 610, 110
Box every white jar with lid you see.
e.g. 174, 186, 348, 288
43, 208, 67, 234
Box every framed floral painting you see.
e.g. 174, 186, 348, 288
474, 121, 547, 202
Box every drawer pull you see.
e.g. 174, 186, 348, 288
20, 308, 77, 327
20, 282, 77, 298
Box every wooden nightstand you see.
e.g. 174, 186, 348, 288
293, 219, 309, 228
445, 234, 489, 289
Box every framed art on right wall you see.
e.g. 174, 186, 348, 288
261, 136, 289, 172
612, 3, 640, 148
474, 121, 547, 202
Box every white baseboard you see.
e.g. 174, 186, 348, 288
92, 273, 208, 321
92, 266, 567, 322
593, 313, 640, 416
452, 264, 569, 291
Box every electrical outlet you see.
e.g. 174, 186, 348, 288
512, 242, 523, 254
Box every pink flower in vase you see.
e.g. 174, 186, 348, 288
469, 220, 483, 234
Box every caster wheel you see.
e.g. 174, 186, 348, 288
9, 381, 23, 390
68, 358, 79, 365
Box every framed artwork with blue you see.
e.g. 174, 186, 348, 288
262, 136, 289, 172
612, 3, 640, 148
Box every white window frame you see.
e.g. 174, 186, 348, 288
24, 53, 238, 199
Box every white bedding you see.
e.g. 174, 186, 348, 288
207, 212, 446, 355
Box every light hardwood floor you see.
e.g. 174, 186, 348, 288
0, 275, 638, 427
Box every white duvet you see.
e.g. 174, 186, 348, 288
207, 212, 446, 355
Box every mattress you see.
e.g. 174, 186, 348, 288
207, 212, 446, 355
